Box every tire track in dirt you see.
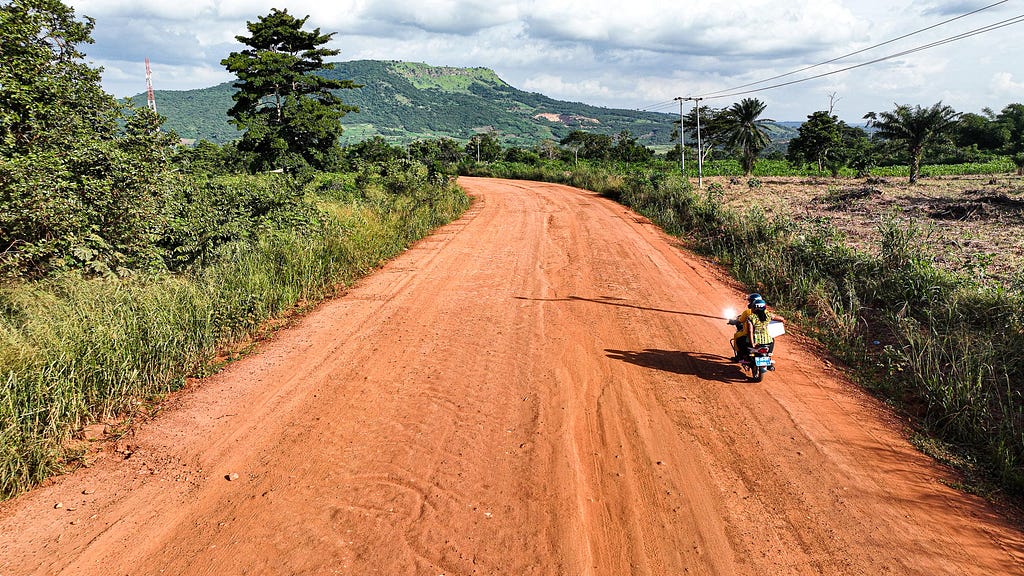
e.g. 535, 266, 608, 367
0, 177, 1022, 575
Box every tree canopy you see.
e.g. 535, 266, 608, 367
787, 111, 842, 174
720, 98, 773, 175
0, 0, 177, 278
0, 0, 116, 155
995, 103, 1024, 174
221, 8, 359, 172
465, 132, 502, 162
560, 130, 612, 161
865, 102, 960, 183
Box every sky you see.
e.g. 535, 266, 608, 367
65, 0, 1024, 123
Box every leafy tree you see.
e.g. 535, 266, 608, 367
221, 8, 358, 172
611, 129, 653, 164
465, 132, 501, 161
343, 135, 406, 165
559, 130, 612, 161
864, 102, 960, 183
995, 103, 1024, 175
503, 146, 539, 164
0, 0, 118, 156
175, 140, 233, 175
721, 98, 773, 175
407, 138, 463, 166
682, 105, 729, 165
833, 124, 873, 177
787, 111, 842, 174
955, 110, 1005, 151
0, 0, 177, 278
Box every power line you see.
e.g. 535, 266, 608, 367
698, 0, 1009, 99
638, 1, 1019, 112
640, 98, 681, 113
701, 13, 1024, 101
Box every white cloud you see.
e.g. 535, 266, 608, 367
57, 0, 1024, 122
361, 0, 520, 34
991, 72, 1024, 96
524, 0, 862, 56
521, 74, 614, 102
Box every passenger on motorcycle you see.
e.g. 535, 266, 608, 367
734, 298, 774, 361
730, 293, 762, 361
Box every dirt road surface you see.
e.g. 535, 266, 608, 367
1, 177, 1022, 575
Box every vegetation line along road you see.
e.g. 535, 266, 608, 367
2, 0, 1024, 513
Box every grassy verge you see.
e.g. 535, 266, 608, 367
465, 160, 1024, 501
0, 165, 469, 499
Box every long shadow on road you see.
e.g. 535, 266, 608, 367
514, 295, 726, 321
605, 349, 750, 384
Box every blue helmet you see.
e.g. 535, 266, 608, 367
747, 293, 762, 305
751, 298, 767, 312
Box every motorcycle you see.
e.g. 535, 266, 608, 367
727, 318, 784, 382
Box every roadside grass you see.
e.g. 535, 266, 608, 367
466, 159, 1024, 501
0, 166, 469, 499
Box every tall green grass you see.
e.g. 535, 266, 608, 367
0, 167, 469, 498
477, 160, 1024, 496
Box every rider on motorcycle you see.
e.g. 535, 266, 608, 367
730, 293, 762, 361
733, 297, 775, 361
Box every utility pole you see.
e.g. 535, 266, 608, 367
145, 58, 157, 113
684, 97, 705, 188
674, 97, 685, 175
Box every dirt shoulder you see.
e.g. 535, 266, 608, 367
0, 177, 1021, 575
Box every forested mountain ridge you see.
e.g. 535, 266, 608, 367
133, 60, 798, 147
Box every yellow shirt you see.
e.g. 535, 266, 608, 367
733, 309, 752, 337
749, 311, 775, 345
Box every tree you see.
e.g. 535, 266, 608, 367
407, 138, 463, 166
559, 130, 612, 161
995, 103, 1024, 175
611, 129, 653, 165
1, 0, 177, 278
503, 146, 540, 164
955, 110, 1005, 152
787, 111, 842, 174
0, 0, 118, 156
465, 132, 501, 162
537, 139, 560, 160
343, 135, 406, 165
221, 9, 358, 172
833, 124, 873, 177
721, 98, 773, 175
681, 104, 728, 165
864, 102, 960, 183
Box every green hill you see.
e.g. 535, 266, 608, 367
135, 60, 796, 147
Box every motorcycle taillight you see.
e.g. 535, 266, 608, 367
755, 347, 770, 354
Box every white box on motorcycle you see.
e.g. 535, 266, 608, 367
767, 320, 785, 338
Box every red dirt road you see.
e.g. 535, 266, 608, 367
1, 177, 1022, 575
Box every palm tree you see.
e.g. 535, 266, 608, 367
864, 102, 960, 183
722, 98, 773, 175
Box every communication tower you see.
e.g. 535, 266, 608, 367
145, 58, 157, 113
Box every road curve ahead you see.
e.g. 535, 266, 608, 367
1, 177, 1022, 575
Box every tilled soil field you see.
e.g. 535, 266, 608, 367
710, 173, 1024, 285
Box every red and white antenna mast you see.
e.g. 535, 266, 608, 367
145, 58, 157, 113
